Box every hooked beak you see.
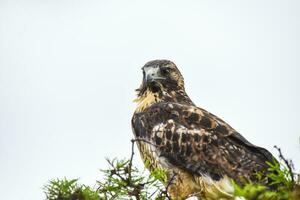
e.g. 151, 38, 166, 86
143, 67, 165, 83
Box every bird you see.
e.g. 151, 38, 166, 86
131, 60, 277, 200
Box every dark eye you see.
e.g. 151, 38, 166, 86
161, 67, 170, 75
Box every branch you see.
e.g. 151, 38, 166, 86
274, 145, 295, 184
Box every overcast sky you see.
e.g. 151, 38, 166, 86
0, 0, 299, 199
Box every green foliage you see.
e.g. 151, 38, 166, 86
43, 178, 99, 200
266, 159, 294, 190
43, 145, 300, 200
97, 158, 168, 199
233, 182, 267, 199
43, 158, 169, 200
233, 149, 300, 200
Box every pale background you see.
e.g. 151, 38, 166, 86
0, 0, 299, 199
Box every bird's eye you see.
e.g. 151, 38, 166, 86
161, 67, 170, 75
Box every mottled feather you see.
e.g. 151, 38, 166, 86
132, 60, 277, 199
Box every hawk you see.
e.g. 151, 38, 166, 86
131, 60, 277, 200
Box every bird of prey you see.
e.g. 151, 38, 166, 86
131, 60, 277, 200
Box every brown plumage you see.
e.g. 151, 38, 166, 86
131, 60, 277, 199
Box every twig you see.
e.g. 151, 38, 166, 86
131, 138, 173, 199
128, 139, 135, 182
154, 171, 177, 200
164, 172, 177, 200
106, 159, 128, 183
132, 138, 159, 147
274, 145, 295, 183
129, 138, 159, 184
166, 172, 177, 191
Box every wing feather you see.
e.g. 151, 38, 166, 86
132, 102, 277, 184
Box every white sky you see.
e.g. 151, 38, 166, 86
0, 0, 299, 199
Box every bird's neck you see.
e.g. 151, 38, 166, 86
134, 88, 194, 112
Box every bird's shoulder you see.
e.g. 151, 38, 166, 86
132, 101, 276, 183
133, 101, 233, 137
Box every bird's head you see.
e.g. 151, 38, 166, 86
135, 60, 192, 112
136, 60, 185, 96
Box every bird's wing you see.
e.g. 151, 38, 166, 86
132, 102, 276, 184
